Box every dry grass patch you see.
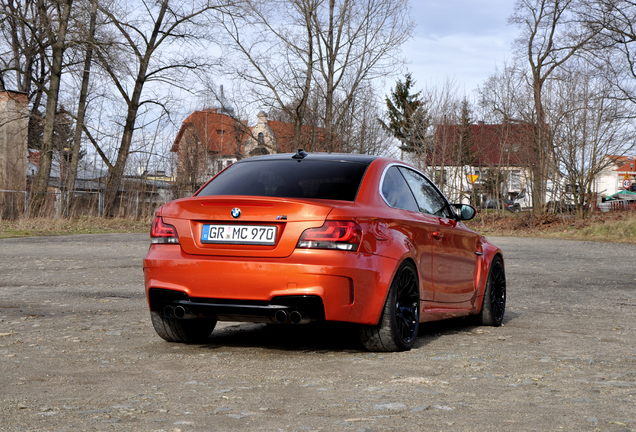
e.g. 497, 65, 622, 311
468, 211, 636, 244
1, 212, 635, 244
0, 216, 151, 238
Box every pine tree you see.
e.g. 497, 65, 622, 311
456, 99, 474, 166
381, 73, 429, 155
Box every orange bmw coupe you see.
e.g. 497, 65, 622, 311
143, 151, 506, 351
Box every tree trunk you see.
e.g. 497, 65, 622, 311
102, 0, 169, 217
293, 0, 315, 146
531, 73, 547, 213
323, 0, 336, 152
65, 0, 97, 216
32, 0, 73, 211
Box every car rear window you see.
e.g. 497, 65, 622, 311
197, 159, 369, 201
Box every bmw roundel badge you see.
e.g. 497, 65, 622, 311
231, 208, 241, 218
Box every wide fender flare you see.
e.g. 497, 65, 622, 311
369, 248, 420, 325
472, 242, 504, 313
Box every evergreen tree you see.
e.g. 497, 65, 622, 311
456, 99, 474, 166
381, 73, 429, 155
456, 99, 475, 203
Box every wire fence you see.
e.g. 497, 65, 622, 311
0, 186, 178, 220
2, 184, 634, 220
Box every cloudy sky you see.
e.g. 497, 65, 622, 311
400, 0, 519, 95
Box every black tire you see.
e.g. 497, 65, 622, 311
477, 256, 506, 326
150, 311, 217, 343
359, 261, 420, 352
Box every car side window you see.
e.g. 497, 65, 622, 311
398, 167, 452, 218
381, 166, 419, 212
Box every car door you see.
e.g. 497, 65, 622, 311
380, 166, 435, 302
398, 167, 479, 304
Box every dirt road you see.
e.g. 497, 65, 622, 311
0, 234, 634, 431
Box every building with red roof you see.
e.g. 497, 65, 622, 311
172, 108, 327, 192
243, 111, 326, 156
429, 123, 537, 204
594, 155, 636, 198
171, 108, 246, 192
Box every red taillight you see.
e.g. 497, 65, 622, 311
297, 221, 362, 251
150, 216, 179, 244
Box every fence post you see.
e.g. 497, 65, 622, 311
98, 191, 104, 217
55, 189, 61, 219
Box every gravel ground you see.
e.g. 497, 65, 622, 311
0, 234, 635, 431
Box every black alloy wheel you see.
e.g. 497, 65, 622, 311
395, 264, 420, 344
359, 261, 420, 352
478, 256, 506, 326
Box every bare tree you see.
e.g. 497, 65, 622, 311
0, 0, 49, 114
30, 0, 74, 205
551, 60, 636, 217
421, 79, 462, 187
217, 0, 318, 146
0, 0, 75, 209
311, 0, 413, 151
477, 62, 537, 211
64, 0, 97, 214
337, 82, 392, 155
477, 61, 533, 125
95, 0, 235, 216
220, 0, 412, 152
510, 0, 601, 212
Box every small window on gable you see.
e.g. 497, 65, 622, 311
258, 132, 264, 145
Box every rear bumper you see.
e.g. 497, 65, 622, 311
143, 244, 398, 325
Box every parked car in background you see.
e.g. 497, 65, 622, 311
481, 198, 521, 213
144, 151, 506, 352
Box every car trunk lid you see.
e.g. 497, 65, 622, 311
160, 196, 334, 258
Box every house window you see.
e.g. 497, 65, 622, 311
258, 132, 264, 146
216, 129, 224, 135
508, 170, 521, 191
434, 169, 447, 185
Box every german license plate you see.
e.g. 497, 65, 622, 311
201, 224, 277, 245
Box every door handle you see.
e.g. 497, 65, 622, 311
432, 231, 443, 240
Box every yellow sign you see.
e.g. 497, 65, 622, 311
467, 174, 479, 184
625, 172, 631, 180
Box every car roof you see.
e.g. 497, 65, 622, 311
235, 152, 380, 165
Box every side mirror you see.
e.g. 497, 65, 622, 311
452, 204, 476, 221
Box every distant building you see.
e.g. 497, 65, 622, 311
171, 108, 326, 192
430, 123, 536, 204
243, 111, 325, 156
0, 90, 28, 191
170, 108, 244, 191
594, 155, 636, 197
